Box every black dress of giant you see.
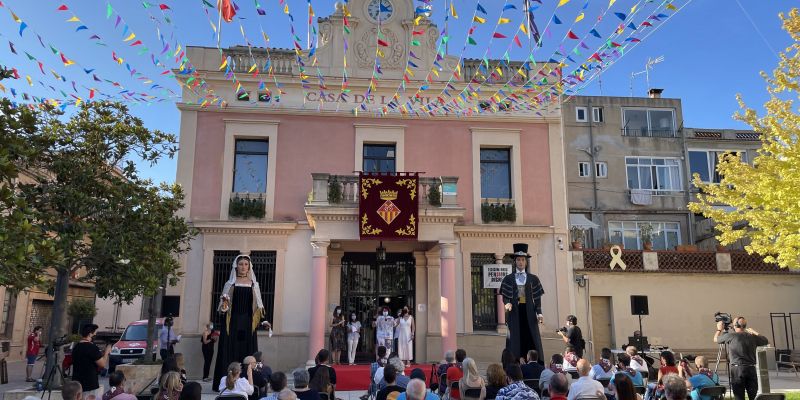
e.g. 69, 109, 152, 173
500, 271, 545, 363
212, 285, 258, 390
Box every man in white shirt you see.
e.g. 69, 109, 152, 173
158, 321, 180, 360
567, 360, 604, 400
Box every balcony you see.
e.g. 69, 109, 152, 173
308, 173, 459, 208
574, 248, 800, 274
621, 128, 678, 138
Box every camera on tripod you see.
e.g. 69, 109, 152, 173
715, 311, 732, 331
51, 334, 70, 348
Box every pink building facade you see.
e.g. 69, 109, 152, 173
170, 0, 573, 372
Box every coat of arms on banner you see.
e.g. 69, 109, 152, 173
359, 173, 419, 240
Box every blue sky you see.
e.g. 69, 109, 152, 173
0, 0, 796, 184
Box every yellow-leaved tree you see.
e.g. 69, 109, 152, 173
689, 9, 800, 269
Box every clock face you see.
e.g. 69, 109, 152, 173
367, 0, 394, 23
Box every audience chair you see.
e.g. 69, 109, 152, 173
523, 379, 541, 395
698, 386, 726, 400
634, 386, 646, 395
597, 378, 611, 388
215, 396, 248, 400
463, 388, 483, 399
754, 394, 785, 400
640, 371, 649, 381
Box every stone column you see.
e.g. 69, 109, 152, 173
308, 239, 330, 364
494, 253, 508, 335
439, 241, 458, 354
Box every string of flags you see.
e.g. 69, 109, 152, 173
0, 0, 689, 116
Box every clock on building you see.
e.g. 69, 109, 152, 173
367, 0, 394, 23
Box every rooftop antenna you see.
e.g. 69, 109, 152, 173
629, 55, 664, 96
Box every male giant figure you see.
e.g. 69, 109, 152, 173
500, 243, 545, 363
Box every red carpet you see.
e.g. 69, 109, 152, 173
332, 364, 434, 391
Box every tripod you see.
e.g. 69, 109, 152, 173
40, 344, 65, 400
713, 341, 733, 396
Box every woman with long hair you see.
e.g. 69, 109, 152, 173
500, 349, 517, 371
613, 372, 642, 400
484, 363, 507, 400
459, 358, 486, 400
397, 306, 415, 367
156, 371, 183, 400
330, 306, 347, 365
218, 360, 255, 397
201, 321, 217, 382
213, 255, 271, 389
309, 363, 335, 400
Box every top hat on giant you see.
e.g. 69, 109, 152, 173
512, 243, 531, 258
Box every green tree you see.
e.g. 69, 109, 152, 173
0, 99, 60, 292
689, 9, 800, 269
8, 101, 195, 385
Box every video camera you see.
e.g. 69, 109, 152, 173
714, 311, 732, 331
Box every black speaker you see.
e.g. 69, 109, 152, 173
630, 295, 649, 315
161, 295, 181, 317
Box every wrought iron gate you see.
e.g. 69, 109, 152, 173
340, 252, 415, 361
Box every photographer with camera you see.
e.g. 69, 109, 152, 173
713, 315, 769, 400
557, 315, 585, 358
72, 324, 111, 398
159, 316, 181, 361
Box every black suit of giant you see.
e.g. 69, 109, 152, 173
500, 271, 545, 363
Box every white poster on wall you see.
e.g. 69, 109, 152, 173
483, 264, 512, 289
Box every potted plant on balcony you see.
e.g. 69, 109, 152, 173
640, 223, 655, 251
570, 226, 585, 250
328, 176, 343, 204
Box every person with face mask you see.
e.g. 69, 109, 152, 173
330, 306, 347, 365
397, 307, 415, 367
201, 322, 218, 382
347, 313, 362, 365
375, 307, 396, 353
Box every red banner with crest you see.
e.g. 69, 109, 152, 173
359, 173, 419, 240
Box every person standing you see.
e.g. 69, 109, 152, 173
397, 306, 415, 367
375, 307, 396, 352
347, 312, 362, 365
25, 326, 42, 382
159, 319, 180, 361
714, 316, 769, 400
201, 322, 217, 382
71, 324, 111, 399
213, 254, 271, 390
558, 315, 584, 358
330, 306, 347, 365
500, 243, 545, 364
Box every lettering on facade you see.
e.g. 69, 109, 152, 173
483, 264, 512, 289
305, 92, 434, 105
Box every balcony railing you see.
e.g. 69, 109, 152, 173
621, 128, 678, 138
308, 173, 459, 208
576, 248, 800, 274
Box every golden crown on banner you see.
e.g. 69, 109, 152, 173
379, 190, 398, 201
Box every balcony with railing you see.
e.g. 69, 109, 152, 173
307, 173, 459, 208
621, 127, 678, 138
